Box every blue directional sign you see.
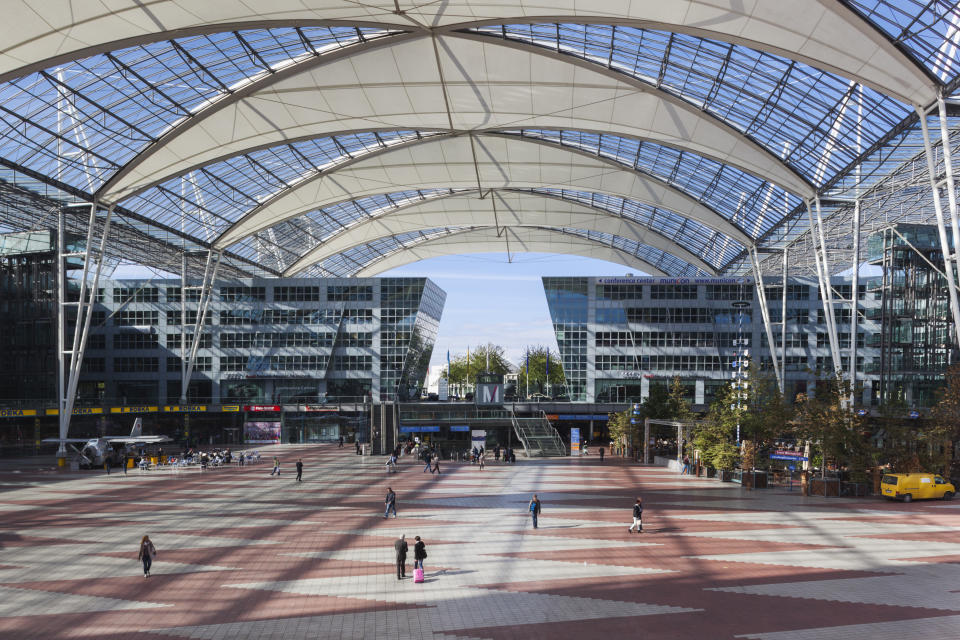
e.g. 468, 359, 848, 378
857, 409, 868, 417
770, 454, 808, 461
909, 410, 920, 419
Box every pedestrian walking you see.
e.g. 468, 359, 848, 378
599, 446, 605, 463
413, 536, 427, 571
239, 452, 245, 467
430, 453, 441, 475
104, 459, 111, 475
681, 454, 691, 475
628, 497, 643, 533
339, 435, 344, 448
123, 455, 128, 475
385, 486, 397, 518
270, 456, 280, 476
494, 446, 501, 462
422, 448, 433, 472
355, 440, 361, 455
295, 458, 303, 482
528, 494, 542, 529
394, 534, 408, 579
478, 450, 485, 471
138, 535, 157, 578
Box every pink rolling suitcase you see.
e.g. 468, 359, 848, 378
413, 568, 424, 583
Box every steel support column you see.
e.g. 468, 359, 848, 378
781, 248, 788, 395
179, 250, 221, 403
749, 246, 783, 393
57, 202, 113, 458
849, 200, 861, 406
807, 199, 843, 380
917, 104, 960, 346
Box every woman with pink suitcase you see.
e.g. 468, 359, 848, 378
413, 536, 427, 582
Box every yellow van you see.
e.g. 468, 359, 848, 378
880, 473, 955, 502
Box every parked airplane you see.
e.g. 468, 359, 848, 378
44, 418, 171, 468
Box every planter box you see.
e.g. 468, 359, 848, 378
706, 467, 717, 478
740, 472, 769, 489
719, 469, 735, 482
810, 478, 840, 497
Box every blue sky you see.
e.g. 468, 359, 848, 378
380, 253, 636, 369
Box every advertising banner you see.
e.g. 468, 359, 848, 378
471, 430, 486, 449
438, 377, 449, 402
571, 427, 581, 455
244, 421, 281, 444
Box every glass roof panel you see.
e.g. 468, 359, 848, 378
121, 131, 433, 242
471, 24, 911, 188
0, 26, 397, 194
531, 188, 745, 268
511, 129, 803, 242
848, 0, 960, 84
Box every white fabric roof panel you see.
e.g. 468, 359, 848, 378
282, 189, 717, 275
351, 226, 668, 277
0, 2, 954, 277
214, 134, 752, 247
98, 33, 811, 204
0, 1, 935, 103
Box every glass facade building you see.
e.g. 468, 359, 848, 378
543, 276, 882, 406
0, 266, 445, 407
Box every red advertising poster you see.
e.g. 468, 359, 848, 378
244, 421, 281, 444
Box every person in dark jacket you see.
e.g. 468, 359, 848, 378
628, 497, 643, 533
394, 534, 408, 579
599, 446, 605, 462
138, 535, 157, 578
385, 487, 397, 518
528, 494, 542, 529
295, 459, 303, 482
413, 536, 427, 571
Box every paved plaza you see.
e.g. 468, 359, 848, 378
1, 447, 959, 639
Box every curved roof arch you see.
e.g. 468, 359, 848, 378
0, 1, 937, 103
347, 226, 670, 277
282, 188, 718, 276
212, 133, 753, 248
97, 32, 812, 204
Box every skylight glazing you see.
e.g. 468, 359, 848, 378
511, 130, 803, 240
0, 26, 397, 194
471, 24, 911, 187
848, 0, 960, 84
559, 228, 703, 276
531, 188, 744, 268
120, 131, 431, 242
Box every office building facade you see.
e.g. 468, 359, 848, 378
73, 276, 445, 407
543, 276, 882, 407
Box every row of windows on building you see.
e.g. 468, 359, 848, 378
90, 331, 375, 350
105, 285, 376, 304
593, 307, 859, 325
594, 354, 878, 373
593, 331, 869, 349
72, 308, 380, 327
82, 354, 375, 373
594, 284, 871, 302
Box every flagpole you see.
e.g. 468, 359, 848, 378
545, 347, 550, 396
525, 348, 530, 399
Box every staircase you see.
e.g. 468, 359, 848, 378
512, 410, 567, 457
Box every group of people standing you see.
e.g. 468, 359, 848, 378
393, 534, 427, 580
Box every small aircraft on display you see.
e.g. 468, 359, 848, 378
43, 417, 171, 468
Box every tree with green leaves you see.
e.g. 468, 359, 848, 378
516, 345, 565, 396
926, 364, 960, 479
794, 377, 869, 481
607, 407, 639, 457
667, 376, 693, 422
441, 344, 513, 396
694, 364, 790, 471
